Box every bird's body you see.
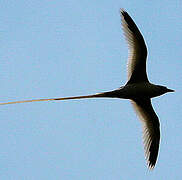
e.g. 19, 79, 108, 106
109, 83, 171, 99
0, 9, 174, 169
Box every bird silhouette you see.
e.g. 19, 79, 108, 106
0, 9, 174, 169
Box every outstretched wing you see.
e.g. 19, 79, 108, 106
131, 98, 160, 169
120, 9, 148, 83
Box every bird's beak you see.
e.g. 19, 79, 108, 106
167, 88, 175, 92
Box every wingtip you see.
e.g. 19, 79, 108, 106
145, 146, 158, 170
120, 8, 125, 13
146, 151, 158, 170
148, 162, 155, 170
120, 8, 127, 16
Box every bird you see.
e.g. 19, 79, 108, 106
0, 9, 174, 169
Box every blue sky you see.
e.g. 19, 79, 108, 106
1, 0, 182, 179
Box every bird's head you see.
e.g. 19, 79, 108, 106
157, 85, 174, 95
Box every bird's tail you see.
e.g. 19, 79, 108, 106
0, 92, 108, 105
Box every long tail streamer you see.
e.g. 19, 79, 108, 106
0, 93, 106, 105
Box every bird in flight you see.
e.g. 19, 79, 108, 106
1, 9, 174, 169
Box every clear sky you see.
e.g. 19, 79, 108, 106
1, 0, 182, 179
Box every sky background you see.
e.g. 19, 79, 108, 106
1, 1, 182, 179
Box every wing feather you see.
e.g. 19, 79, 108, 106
120, 9, 148, 83
131, 99, 160, 169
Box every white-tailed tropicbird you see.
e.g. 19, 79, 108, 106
0, 9, 174, 169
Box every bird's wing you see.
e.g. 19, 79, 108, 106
120, 9, 148, 83
131, 98, 160, 169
